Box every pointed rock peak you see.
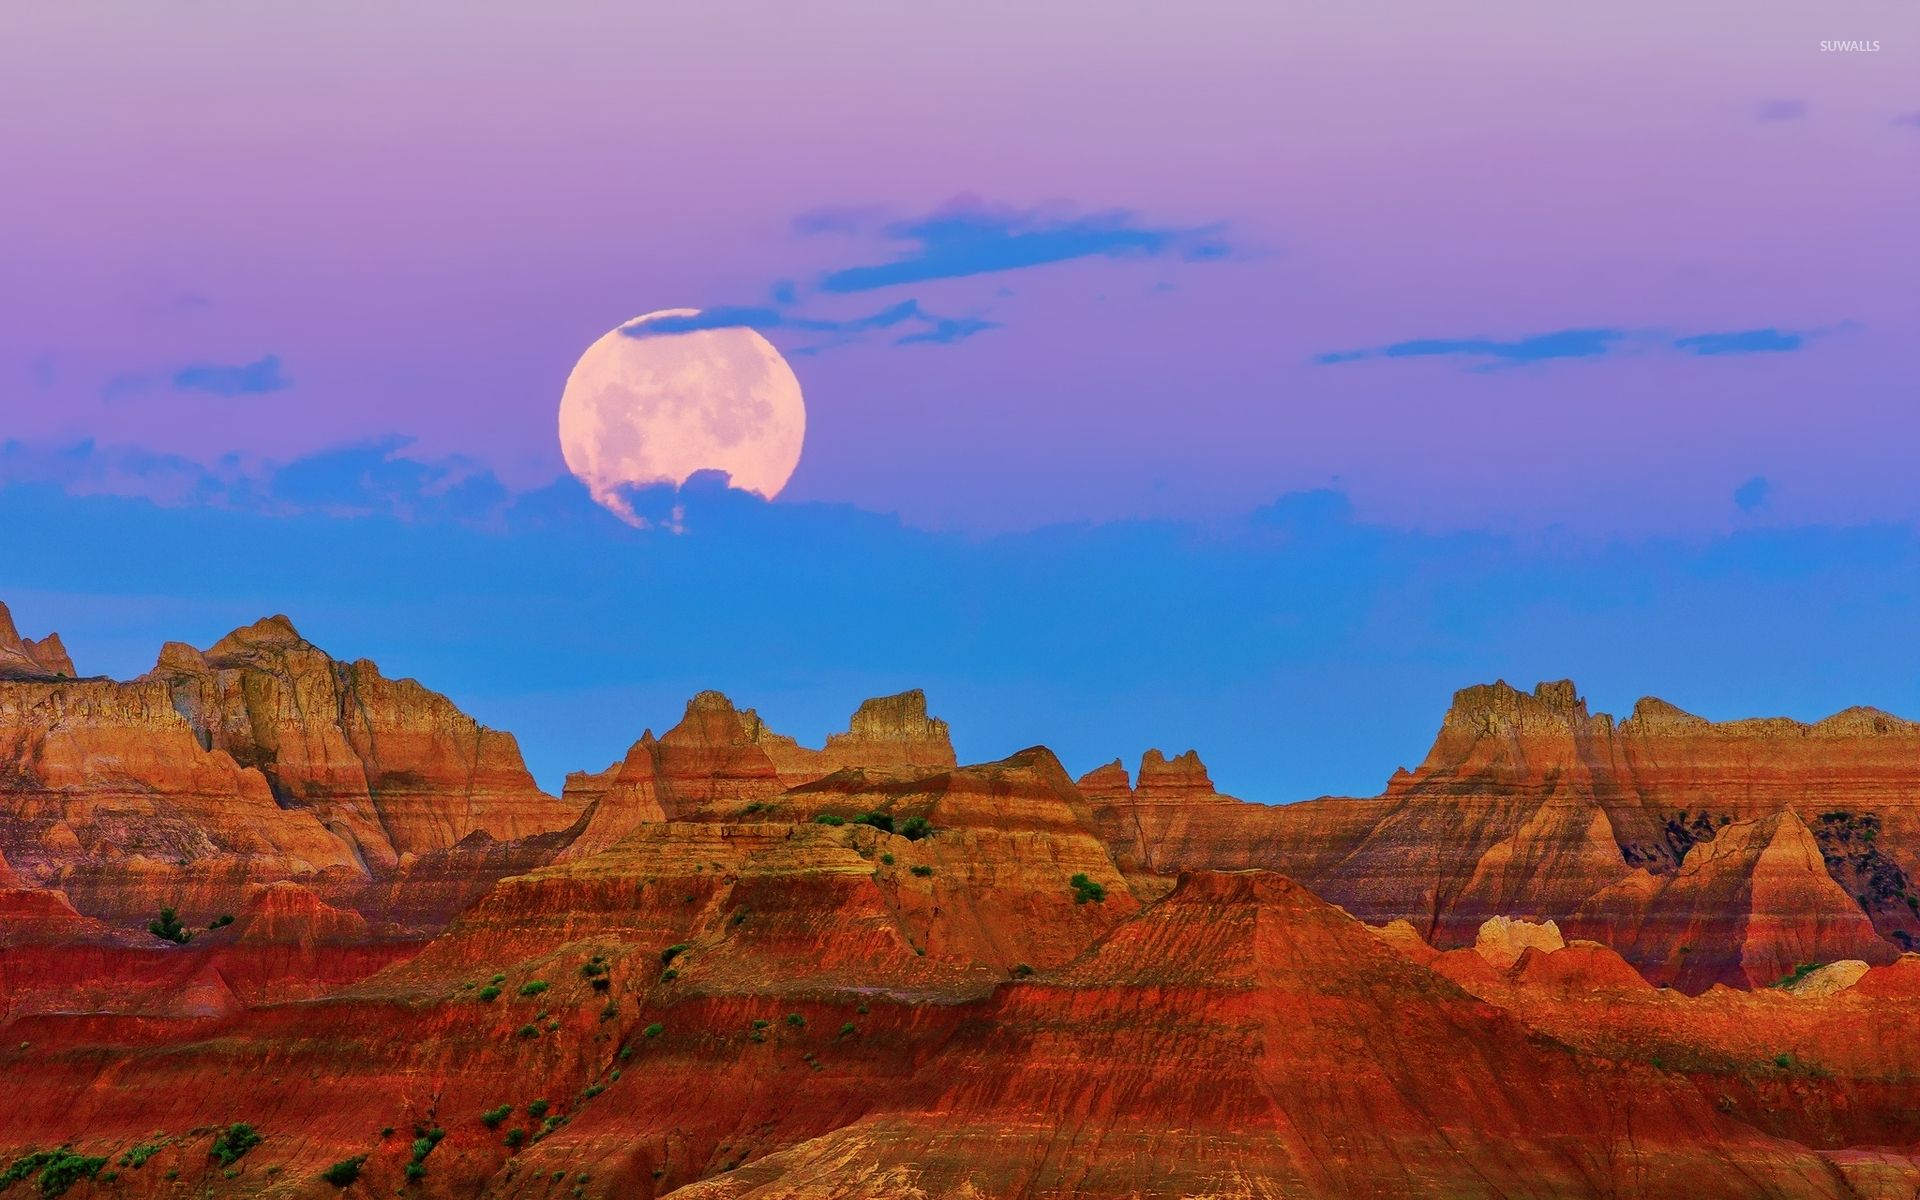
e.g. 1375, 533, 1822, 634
1442, 678, 1597, 733
1625, 696, 1707, 731
686, 689, 742, 714
0, 600, 77, 680
204, 614, 315, 665
152, 641, 210, 675
1813, 706, 1919, 736
1138, 748, 1212, 790
1532, 679, 1584, 710
1473, 916, 1565, 969
1077, 759, 1132, 792
844, 689, 950, 743
824, 688, 956, 769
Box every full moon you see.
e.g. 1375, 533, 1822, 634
558, 309, 805, 522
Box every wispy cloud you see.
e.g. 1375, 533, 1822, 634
107, 354, 291, 400
1755, 99, 1808, 122
1316, 329, 1627, 366
1672, 328, 1804, 356
804, 197, 1233, 294
1734, 475, 1772, 513
619, 300, 997, 350
1894, 112, 1920, 131
1317, 325, 1836, 369
621, 197, 1230, 355
172, 354, 289, 396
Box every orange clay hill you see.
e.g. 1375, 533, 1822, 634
6, 600, 1920, 1198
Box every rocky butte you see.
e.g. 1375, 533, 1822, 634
6, 601, 1920, 1198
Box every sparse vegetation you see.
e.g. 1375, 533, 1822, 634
643, 1022, 664, 1039
813, 814, 846, 827
320, 1155, 366, 1188
35, 1152, 107, 1199
1013, 963, 1035, 978
910, 865, 933, 878
518, 980, 549, 997
899, 816, 934, 841
853, 811, 893, 833
880, 852, 895, 865
147, 906, 193, 944
477, 986, 501, 1002
660, 943, 689, 964
118, 1138, 171, 1169
517, 1023, 540, 1039
839, 1021, 857, 1037
209, 1123, 262, 1168
504, 1129, 527, 1149
480, 1105, 512, 1129
527, 1100, 550, 1119
582, 1083, 605, 1100
1069, 873, 1107, 904
785, 1013, 806, 1028
1774, 963, 1822, 989
208, 914, 235, 930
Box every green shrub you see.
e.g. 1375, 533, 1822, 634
813, 813, 846, 826
899, 816, 934, 841
599, 1002, 618, 1021
517, 1024, 539, 1039
477, 986, 501, 1002
1069, 873, 1107, 904
880, 852, 895, 865
503, 1128, 527, 1149
785, 1013, 805, 1028
660, 969, 678, 982
660, 944, 689, 964
839, 1021, 857, 1037
909, 865, 933, 878
643, 1022, 664, 1039
518, 980, 549, 997
853, 811, 894, 833
119, 1138, 171, 1169
1013, 963, 1035, 978
208, 914, 235, 930
147, 907, 193, 944
581, 1084, 605, 1100
403, 1161, 426, 1182
209, 1123, 262, 1167
480, 1105, 512, 1129
320, 1156, 366, 1188
579, 961, 607, 979
1773, 963, 1821, 988
38, 1154, 107, 1198
527, 1100, 550, 1119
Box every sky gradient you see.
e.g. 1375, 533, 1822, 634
2, 2, 1916, 799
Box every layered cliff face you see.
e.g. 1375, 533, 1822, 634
560, 689, 958, 859
0, 610, 580, 931
0, 601, 76, 682
1089, 679, 1919, 992
154, 615, 575, 870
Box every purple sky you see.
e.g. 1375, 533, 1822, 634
3, 5, 1919, 802
5, 2, 1914, 534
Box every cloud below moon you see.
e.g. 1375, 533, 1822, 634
557, 310, 806, 524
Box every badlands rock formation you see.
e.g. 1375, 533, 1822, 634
9, 604, 1920, 1197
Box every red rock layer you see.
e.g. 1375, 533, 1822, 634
0, 610, 580, 934
1091, 679, 1916, 991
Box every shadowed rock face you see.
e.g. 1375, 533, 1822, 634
1086, 679, 1919, 992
